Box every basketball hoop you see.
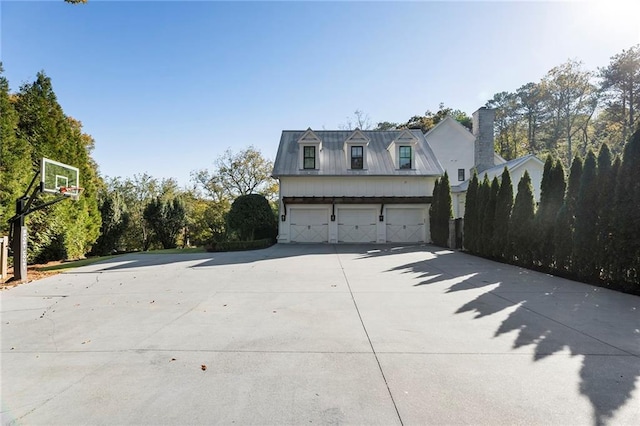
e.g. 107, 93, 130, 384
59, 186, 84, 201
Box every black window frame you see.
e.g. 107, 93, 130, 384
458, 168, 465, 181
303, 146, 316, 169
399, 146, 412, 169
350, 145, 364, 169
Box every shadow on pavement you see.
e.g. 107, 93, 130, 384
361, 246, 640, 426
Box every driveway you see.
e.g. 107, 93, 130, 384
1, 244, 639, 425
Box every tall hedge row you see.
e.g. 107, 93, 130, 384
463, 130, 640, 295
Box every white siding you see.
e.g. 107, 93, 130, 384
280, 176, 436, 198
425, 118, 475, 184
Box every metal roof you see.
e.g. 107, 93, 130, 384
451, 154, 543, 192
272, 130, 444, 178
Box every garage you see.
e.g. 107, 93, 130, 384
385, 208, 426, 243
290, 208, 329, 243
338, 208, 377, 243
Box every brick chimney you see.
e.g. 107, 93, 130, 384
472, 107, 496, 173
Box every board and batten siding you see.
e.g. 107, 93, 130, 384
279, 176, 436, 198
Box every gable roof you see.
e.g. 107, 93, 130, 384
451, 154, 544, 192
423, 115, 475, 142
272, 129, 444, 177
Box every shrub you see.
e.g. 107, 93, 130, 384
227, 194, 276, 241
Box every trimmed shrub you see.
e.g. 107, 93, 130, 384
227, 194, 276, 241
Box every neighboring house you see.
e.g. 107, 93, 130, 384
272, 107, 544, 243
271, 129, 443, 243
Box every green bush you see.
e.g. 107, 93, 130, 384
227, 194, 276, 241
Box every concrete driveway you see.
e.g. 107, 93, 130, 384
1, 244, 639, 425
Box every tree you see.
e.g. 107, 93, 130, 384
401, 103, 472, 133
429, 178, 440, 244
0, 64, 32, 234
516, 82, 547, 154
573, 151, 598, 282
595, 144, 615, 281
227, 194, 276, 241
535, 156, 566, 269
480, 177, 499, 257
193, 146, 276, 201
509, 171, 536, 266
475, 175, 491, 255
143, 197, 186, 249
486, 91, 524, 159
611, 128, 640, 291
541, 60, 599, 167
340, 109, 372, 130
92, 191, 129, 256
599, 45, 640, 144
492, 168, 513, 260
463, 172, 479, 253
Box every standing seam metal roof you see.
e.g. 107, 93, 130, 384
272, 130, 444, 177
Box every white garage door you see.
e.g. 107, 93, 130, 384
386, 209, 425, 243
338, 209, 377, 243
290, 208, 329, 243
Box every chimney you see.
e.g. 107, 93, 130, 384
472, 107, 496, 173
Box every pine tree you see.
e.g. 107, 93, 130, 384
573, 151, 598, 282
493, 168, 513, 260
534, 155, 555, 267
612, 129, 640, 292
437, 171, 453, 246
565, 155, 583, 228
463, 172, 479, 253
509, 171, 536, 267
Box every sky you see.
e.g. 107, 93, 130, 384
1, 0, 639, 187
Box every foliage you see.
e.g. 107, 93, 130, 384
463, 172, 479, 253
573, 151, 599, 281
227, 194, 276, 241
509, 171, 535, 266
1, 70, 102, 261
430, 172, 452, 247
192, 146, 277, 201
143, 197, 187, 249
92, 191, 129, 256
480, 177, 499, 257
612, 128, 640, 290
492, 168, 513, 260
534, 156, 566, 269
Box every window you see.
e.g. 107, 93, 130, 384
399, 146, 412, 169
351, 146, 363, 169
458, 168, 465, 181
303, 146, 316, 169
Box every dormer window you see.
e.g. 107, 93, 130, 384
297, 128, 322, 170
351, 146, 363, 169
303, 146, 316, 169
399, 146, 412, 169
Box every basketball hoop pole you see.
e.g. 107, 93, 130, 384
7, 169, 69, 283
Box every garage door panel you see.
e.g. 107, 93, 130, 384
386, 209, 425, 243
338, 209, 377, 243
290, 208, 328, 243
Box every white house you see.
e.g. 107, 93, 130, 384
271, 129, 443, 243
272, 107, 545, 243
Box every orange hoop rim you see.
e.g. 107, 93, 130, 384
58, 186, 84, 199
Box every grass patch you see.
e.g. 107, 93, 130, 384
36, 255, 121, 272
141, 247, 206, 255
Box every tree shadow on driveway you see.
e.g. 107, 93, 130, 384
358, 245, 640, 426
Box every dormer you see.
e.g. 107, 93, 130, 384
387, 130, 419, 170
297, 128, 322, 170
343, 129, 370, 170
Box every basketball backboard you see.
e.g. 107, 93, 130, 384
40, 158, 81, 199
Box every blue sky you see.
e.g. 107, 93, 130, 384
2, 0, 639, 186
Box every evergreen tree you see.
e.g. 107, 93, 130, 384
612, 129, 640, 292
430, 172, 453, 247
565, 155, 583, 227
0, 64, 32, 234
143, 197, 186, 249
463, 173, 479, 253
92, 191, 130, 256
492, 168, 513, 260
509, 171, 536, 266
573, 151, 599, 282
554, 203, 572, 273
595, 144, 614, 282
475, 175, 491, 255
429, 178, 440, 244
227, 194, 276, 241
535, 157, 566, 270
481, 177, 499, 257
